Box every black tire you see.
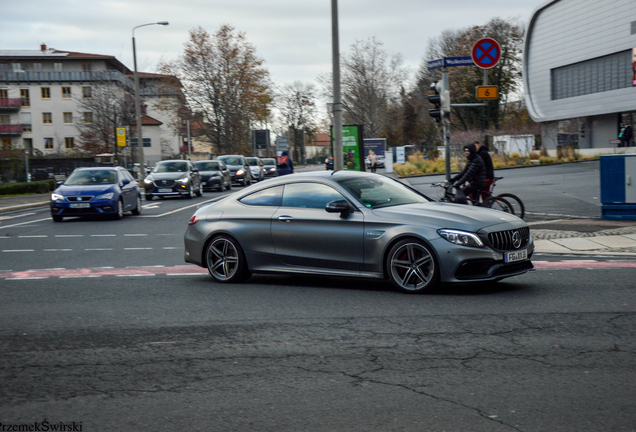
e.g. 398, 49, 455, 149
52, 214, 63, 222
386, 238, 438, 293
114, 199, 124, 220
227, 182, 232, 190
131, 195, 142, 215
195, 183, 203, 197
145, 194, 153, 201
185, 186, 194, 199
483, 196, 514, 215
496, 193, 525, 219
205, 235, 251, 283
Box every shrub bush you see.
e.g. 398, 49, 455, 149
0, 179, 56, 196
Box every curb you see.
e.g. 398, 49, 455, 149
0, 201, 49, 214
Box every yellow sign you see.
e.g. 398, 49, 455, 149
116, 127, 127, 147
476, 86, 498, 100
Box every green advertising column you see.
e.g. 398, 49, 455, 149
331, 125, 365, 171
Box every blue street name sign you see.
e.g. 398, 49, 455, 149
428, 56, 475, 70
427, 58, 443, 70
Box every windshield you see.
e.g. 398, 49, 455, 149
335, 177, 430, 209
65, 170, 116, 185
246, 158, 259, 166
154, 162, 187, 173
194, 162, 220, 171
261, 158, 275, 166
218, 156, 242, 165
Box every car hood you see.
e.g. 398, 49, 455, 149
149, 172, 188, 180
55, 184, 117, 196
372, 202, 524, 231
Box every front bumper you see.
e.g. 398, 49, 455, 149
201, 176, 223, 190
50, 199, 118, 216
145, 182, 191, 197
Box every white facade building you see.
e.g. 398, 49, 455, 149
524, 0, 636, 152
0, 45, 181, 169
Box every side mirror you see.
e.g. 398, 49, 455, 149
325, 199, 353, 218
122, 179, 131, 186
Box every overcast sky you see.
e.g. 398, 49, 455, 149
3, 0, 545, 89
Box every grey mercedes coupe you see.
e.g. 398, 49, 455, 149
184, 171, 533, 293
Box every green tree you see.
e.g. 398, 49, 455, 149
161, 25, 273, 155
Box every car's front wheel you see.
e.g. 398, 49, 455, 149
113, 199, 124, 220
52, 214, 63, 222
205, 235, 251, 283
195, 183, 203, 197
387, 238, 438, 293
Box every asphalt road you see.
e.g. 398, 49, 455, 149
0, 163, 635, 431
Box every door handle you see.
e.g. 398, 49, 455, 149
278, 216, 293, 223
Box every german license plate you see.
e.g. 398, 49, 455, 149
70, 203, 90, 208
158, 188, 172, 193
505, 249, 527, 263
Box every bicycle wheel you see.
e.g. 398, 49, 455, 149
483, 196, 514, 215
495, 193, 525, 219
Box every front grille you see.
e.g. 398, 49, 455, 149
154, 179, 176, 187
67, 196, 93, 202
488, 227, 530, 251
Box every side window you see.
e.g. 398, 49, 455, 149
282, 183, 345, 209
239, 186, 283, 207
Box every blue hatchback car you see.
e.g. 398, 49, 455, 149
50, 167, 142, 222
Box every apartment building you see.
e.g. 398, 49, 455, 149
0, 44, 182, 168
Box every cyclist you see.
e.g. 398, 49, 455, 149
474, 140, 494, 201
450, 143, 486, 203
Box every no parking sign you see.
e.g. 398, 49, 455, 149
471, 38, 501, 69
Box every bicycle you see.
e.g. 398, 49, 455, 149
481, 177, 525, 219
431, 182, 515, 215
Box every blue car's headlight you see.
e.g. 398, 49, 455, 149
438, 229, 484, 248
51, 193, 66, 202
94, 192, 115, 200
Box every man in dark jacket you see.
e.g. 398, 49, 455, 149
277, 151, 294, 176
474, 140, 494, 201
451, 143, 486, 202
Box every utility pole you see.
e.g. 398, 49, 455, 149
331, 0, 343, 171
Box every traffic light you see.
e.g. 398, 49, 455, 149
428, 81, 450, 122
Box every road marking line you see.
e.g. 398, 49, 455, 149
0, 212, 36, 221
55, 235, 84, 238
44, 249, 72, 252
0, 217, 51, 230
124, 247, 153, 250
91, 234, 117, 237
18, 235, 47, 238
85, 248, 113, 251
2, 249, 34, 252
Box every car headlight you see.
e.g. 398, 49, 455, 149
176, 177, 189, 183
51, 193, 66, 202
236, 169, 244, 176
438, 229, 484, 248
95, 192, 115, 200
144, 178, 153, 184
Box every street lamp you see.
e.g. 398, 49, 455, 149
132, 21, 169, 181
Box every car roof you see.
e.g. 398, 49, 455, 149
74, 166, 118, 171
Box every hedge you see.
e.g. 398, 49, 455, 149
0, 180, 57, 196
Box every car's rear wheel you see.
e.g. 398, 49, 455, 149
131, 195, 142, 215
387, 238, 438, 293
205, 235, 251, 283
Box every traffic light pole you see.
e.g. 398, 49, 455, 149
441, 67, 452, 182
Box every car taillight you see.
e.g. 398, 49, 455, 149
188, 216, 199, 225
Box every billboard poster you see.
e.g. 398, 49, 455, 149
363, 138, 386, 157
331, 125, 365, 171
633, 48, 636, 86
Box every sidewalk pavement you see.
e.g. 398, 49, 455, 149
2, 193, 636, 257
